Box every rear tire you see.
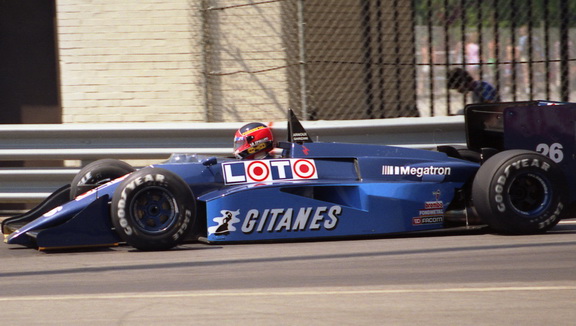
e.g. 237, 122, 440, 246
472, 150, 567, 234
110, 167, 196, 251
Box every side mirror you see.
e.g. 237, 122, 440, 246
202, 157, 218, 166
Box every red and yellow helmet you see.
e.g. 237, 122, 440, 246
233, 122, 274, 159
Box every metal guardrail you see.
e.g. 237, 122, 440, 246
0, 116, 465, 203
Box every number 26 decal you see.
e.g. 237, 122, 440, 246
536, 143, 564, 163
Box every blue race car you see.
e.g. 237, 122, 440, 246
2, 108, 569, 250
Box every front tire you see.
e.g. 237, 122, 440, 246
472, 150, 567, 234
111, 167, 196, 251
70, 159, 135, 199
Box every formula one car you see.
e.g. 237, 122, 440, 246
1, 106, 571, 251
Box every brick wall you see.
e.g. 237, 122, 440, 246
203, 0, 290, 122
56, 0, 206, 123
55, 1, 416, 123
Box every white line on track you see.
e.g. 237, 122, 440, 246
1, 286, 575, 302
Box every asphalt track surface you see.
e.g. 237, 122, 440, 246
1, 219, 575, 325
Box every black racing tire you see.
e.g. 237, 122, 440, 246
70, 159, 135, 199
472, 150, 568, 234
110, 167, 196, 251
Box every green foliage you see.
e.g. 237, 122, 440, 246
414, 0, 576, 28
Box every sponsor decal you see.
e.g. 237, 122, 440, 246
223, 159, 318, 185
246, 139, 270, 154
412, 189, 444, 226
412, 216, 443, 225
208, 210, 242, 235
43, 206, 63, 217
382, 165, 451, 178
292, 133, 310, 142
240, 125, 266, 135
208, 206, 342, 236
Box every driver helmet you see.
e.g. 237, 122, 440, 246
233, 122, 274, 159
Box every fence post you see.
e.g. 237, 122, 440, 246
560, 0, 570, 102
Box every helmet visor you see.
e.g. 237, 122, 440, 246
233, 135, 245, 152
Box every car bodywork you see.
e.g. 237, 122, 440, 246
465, 100, 576, 204
2, 105, 571, 250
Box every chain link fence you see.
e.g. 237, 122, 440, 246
201, 0, 576, 121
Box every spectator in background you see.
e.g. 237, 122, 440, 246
518, 25, 547, 94
453, 34, 481, 80
465, 34, 481, 80
447, 68, 500, 114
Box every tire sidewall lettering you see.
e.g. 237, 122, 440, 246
492, 158, 552, 214
79, 171, 93, 186
538, 202, 563, 229
477, 151, 567, 233
116, 173, 169, 237
172, 209, 192, 241
111, 168, 195, 250
70, 159, 134, 199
